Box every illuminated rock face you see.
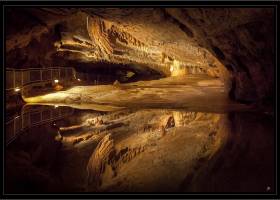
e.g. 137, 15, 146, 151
84, 109, 229, 192
5, 8, 274, 103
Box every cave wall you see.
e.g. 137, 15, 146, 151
171, 8, 275, 103
5, 8, 275, 103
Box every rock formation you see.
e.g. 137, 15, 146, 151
5, 8, 275, 104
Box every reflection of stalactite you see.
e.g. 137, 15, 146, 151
83, 110, 230, 192
172, 112, 222, 127
86, 133, 146, 191
109, 145, 146, 176
86, 134, 115, 188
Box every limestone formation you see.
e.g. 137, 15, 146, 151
5, 8, 274, 103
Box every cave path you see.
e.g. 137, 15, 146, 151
23, 75, 250, 113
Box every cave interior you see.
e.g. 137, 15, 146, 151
4, 7, 275, 194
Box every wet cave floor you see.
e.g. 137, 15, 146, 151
23, 75, 250, 112
5, 75, 275, 193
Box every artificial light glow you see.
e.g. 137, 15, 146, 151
54, 79, 59, 83
14, 87, 21, 92
77, 79, 81, 81
170, 66, 174, 72
54, 105, 59, 108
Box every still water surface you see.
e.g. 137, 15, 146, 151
5, 105, 275, 193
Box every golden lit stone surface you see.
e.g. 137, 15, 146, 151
4, 7, 275, 194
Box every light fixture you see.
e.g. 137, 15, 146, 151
54, 105, 59, 108
170, 66, 174, 72
14, 87, 21, 92
77, 78, 81, 81
54, 79, 59, 83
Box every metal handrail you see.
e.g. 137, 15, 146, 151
6, 67, 76, 91
6, 67, 73, 71
5, 105, 74, 146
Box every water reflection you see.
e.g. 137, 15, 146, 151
5, 105, 75, 145
5, 105, 275, 193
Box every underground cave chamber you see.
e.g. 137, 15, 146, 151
4, 7, 275, 193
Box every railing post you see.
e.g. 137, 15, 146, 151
28, 113, 30, 127
13, 70, 15, 89
28, 71, 30, 85
13, 120, 15, 138
21, 111, 24, 130
21, 71, 23, 87
72, 67, 75, 81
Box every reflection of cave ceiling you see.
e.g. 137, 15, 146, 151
5, 8, 274, 102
